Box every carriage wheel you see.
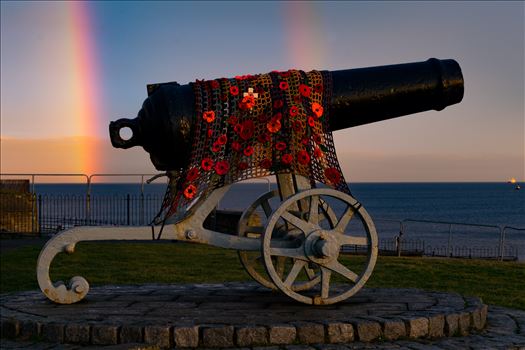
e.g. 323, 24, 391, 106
238, 190, 336, 291
262, 188, 378, 305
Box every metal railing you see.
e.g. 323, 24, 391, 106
36, 193, 165, 232
1, 173, 523, 261
375, 218, 524, 261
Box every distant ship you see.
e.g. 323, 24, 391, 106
506, 178, 520, 190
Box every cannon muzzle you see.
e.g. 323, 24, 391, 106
110, 58, 463, 171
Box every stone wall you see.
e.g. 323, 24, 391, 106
0, 180, 37, 234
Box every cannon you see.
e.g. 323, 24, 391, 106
36, 58, 463, 305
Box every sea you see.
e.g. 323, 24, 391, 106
33, 182, 525, 260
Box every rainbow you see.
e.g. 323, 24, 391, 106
66, 1, 102, 174
283, 2, 327, 70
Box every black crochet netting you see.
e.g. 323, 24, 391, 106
155, 69, 349, 224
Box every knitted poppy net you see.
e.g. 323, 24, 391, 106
156, 69, 349, 224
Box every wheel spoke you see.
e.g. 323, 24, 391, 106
321, 267, 331, 299
337, 235, 368, 246
305, 264, 317, 279
276, 256, 286, 278
261, 199, 273, 218
308, 195, 319, 225
324, 260, 358, 283
335, 205, 355, 233
318, 200, 338, 228
281, 211, 315, 233
284, 260, 306, 287
250, 254, 263, 264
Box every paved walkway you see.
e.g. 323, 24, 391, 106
2, 283, 523, 349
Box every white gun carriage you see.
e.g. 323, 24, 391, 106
36, 59, 464, 305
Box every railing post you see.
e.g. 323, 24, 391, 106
140, 193, 145, 226
447, 224, 453, 257
38, 194, 42, 236
396, 221, 404, 257
140, 175, 145, 226
499, 226, 505, 261
127, 194, 131, 226
30, 192, 35, 234
86, 177, 92, 225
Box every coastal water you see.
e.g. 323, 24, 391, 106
33, 182, 524, 259
34, 182, 524, 226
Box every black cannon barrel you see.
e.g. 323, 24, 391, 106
329, 58, 463, 131
110, 58, 463, 171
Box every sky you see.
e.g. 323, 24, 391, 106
1, 1, 524, 183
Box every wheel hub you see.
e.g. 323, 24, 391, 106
304, 230, 340, 263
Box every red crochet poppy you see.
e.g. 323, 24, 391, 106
275, 141, 287, 151
297, 150, 311, 165
231, 141, 242, 152
292, 120, 303, 133
186, 167, 199, 181
203, 111, 215, 123
267, 117, 282, 133
239, 120, 255, 140
301, 137, 309, 145
207, 129, 213, 138
258, 133, 271, 143
201, 158, 214, 171
234, 123, 242, 134
238, 162, 249, 170
273, 100, 284, 109
279, 81, 289, 90
273, 112, 283, 120
239, 95, 256, 110
281, 153, 293, 165
215, 160, 230, 175
210, 80, 220, 89
228, 115, 238, 125
299, 84, 311, 97
183, 184, 197, 199
279, 71, 291, 78
230, 86, 239, 96
243, 146, 254, 157
308, 116, 316, 127
260, 159, 272, 169
314, 83, 323, 93
217, 134, 227, 145
289, 106, 299, 117
324, 167, 341, 184
211, 142, 221, 153
312, 102, 324, 118
313, 134, 322, 144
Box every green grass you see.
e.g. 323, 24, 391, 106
1, 241, 524, 309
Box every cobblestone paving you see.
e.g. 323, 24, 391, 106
1, 283, 523, 349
